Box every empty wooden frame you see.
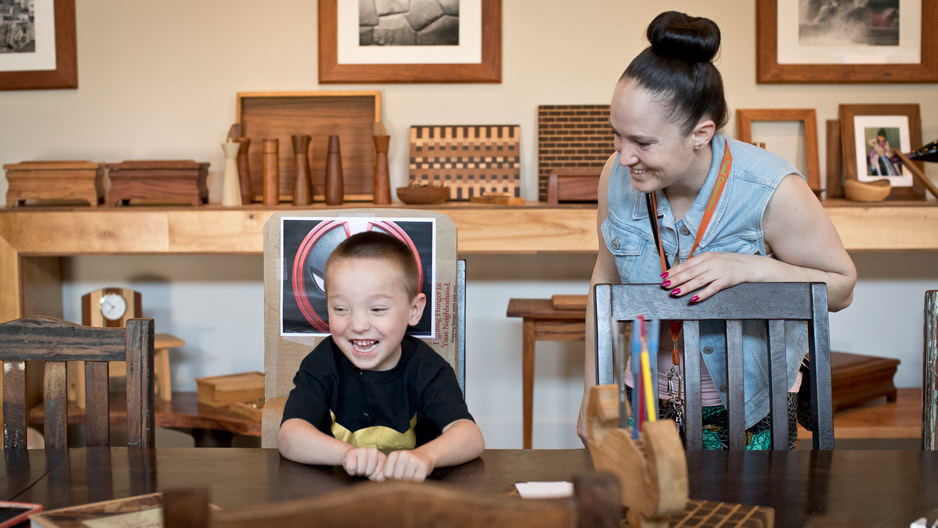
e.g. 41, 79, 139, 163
736, 108, 821, 192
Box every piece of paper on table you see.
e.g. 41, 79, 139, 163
514, 481, 574, 499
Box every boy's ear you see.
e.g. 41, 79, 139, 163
409, 293, 427, 326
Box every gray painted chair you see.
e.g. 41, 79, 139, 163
924, 290, 937, 451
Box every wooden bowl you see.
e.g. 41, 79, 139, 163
844, 179, 891, 202
396, 186, 450, 205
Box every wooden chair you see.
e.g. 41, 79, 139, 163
260, 210, 466, 447
0, 316, 155, 449
162, 473, 621, 528
925, 290, 937, 451
594, 282, 834, 450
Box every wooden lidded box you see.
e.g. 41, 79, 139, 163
106, 160, 209, 206
3, 160, 106, 207
196, 371, 265, 408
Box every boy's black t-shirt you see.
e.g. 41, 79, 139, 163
281, 335, 472, 450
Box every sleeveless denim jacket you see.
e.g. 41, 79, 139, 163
601, 132, 808, 427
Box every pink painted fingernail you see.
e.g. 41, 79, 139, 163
670, 288, 681, 296
690, 295, 700, 303
662, 280, 671, 288
660, 272, 669, 279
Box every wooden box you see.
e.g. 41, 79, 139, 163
106, 160, 209, 206
830, 351, 900, 411
3, 160, 106, 207
196, 371, 265, 408
236, 91, 381, 203
546, 170, 600, 205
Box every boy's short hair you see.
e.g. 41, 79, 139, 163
324, 231, 421, 300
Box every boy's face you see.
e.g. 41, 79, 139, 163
326, 256, 426, 371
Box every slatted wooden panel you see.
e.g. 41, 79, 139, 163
409, 125, 521, 200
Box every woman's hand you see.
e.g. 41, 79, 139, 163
662, 251, 759, 303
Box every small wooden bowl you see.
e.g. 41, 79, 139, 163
396, 185, 450, 205
844, 179, 891, 202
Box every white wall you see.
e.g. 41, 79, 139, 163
3, 1, 937, 449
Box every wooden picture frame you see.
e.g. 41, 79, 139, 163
825, 119, 845, 199
839, 103, 924, 200
735, 108, 821, 192
0, 0, 77, 91
756, 0, 938, 83
318, 0, 501, 83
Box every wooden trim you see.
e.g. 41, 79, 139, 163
318, 0, 501, 83
0, 0, 78, 91
735, 108, 821, 192
756, 0, 938, 83
825, 119, 844, 199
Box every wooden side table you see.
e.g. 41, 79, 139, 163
506, 295, 587, 449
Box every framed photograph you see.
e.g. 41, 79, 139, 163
839, 103, 924, 200
735, 108, 821, 193
280, 216, 437, 338
756, 0, 938, 83
318, 0, 501, 83
0, 0, 77, 90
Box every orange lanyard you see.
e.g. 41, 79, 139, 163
648, 142, 733, 365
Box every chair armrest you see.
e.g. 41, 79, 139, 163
261, 397, 287, 449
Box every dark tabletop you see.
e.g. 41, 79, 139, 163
6, 448, 938, 528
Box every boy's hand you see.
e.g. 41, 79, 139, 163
383, 449, 435, 482
343, 447, 387, 481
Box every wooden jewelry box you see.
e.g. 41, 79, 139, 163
106, 160, 209, 206
3, 160, 106, 207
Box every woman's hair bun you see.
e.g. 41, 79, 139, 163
647, 11, 720, 63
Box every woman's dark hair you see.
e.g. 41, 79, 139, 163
621, 11, 728, 135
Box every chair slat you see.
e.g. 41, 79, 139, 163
125, 318, 155, 448
926, 290, 937, 451
85, 360, 110, 447
725, 320, 746, 450
809, 283, 834, 449
43, 361, 68, 449
3, 360, 27, 449
683, 321, 702, 450
768, 320, 789, 450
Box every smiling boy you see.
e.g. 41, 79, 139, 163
278, 231, 484, 481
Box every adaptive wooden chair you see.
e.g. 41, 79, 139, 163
925, 290, 937, 451
594, 282, 834, 450
259, 210, 466, 447
162, 473, 621, 528
0, 316, 155, 449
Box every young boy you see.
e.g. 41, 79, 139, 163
278, 231, 484, 482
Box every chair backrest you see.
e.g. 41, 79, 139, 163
594, 282, 833, 450
162, 473, 621, 528
0, 316, 155, 449
925, 290, 937, 451
260, 210, 465, 447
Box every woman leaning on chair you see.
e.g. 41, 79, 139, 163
576, 11, 857, 450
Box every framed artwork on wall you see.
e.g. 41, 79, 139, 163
839, 103, 924, 200
756, 0, 938, 83
318, 0, 501, 84
0, 0, 77, 90
735, 108, 821, 193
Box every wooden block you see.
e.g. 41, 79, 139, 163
546, 170, 600, 205
468, 193, 526, 205
228, 398, 265, 421
551, 294, 587, 311
196, 371, 265, 408
3, 160, 106, 207
106, 160, 209, 207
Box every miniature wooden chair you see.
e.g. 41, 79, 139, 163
259, 210, 466, 447
162, 473, 622, 528
0, 316, 155, 449
925, 290, 937, 451
594, 282, 834, 450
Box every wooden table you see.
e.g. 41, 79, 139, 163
6, 448, 938, 528
506, 296, 586, 449
28, 391, 260, 447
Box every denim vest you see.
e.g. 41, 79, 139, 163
601, 132, 808, 427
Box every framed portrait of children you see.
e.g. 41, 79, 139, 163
839, 103, 924, 200
280, 216, 437, 337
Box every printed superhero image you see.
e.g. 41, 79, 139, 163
281, 217, 436, 337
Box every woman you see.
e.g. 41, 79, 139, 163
576, 11, 856, 449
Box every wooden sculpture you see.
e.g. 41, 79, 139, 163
586, 384, 688, 528
262, 139, 280, 206
291, 134, 313, 206
325, 135, 344, 205
235, 137, 253, 204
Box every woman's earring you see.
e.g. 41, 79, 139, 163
693, 144, 703, 151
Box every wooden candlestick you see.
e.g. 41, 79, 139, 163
373, 123, 391, 205
325, 135, 344, 206
262, 139, 280, 206
235, 137, 253, 204
221, 141, 242, 207
291, 134, 313, 206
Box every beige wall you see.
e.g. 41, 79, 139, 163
1, 1, 936, 448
